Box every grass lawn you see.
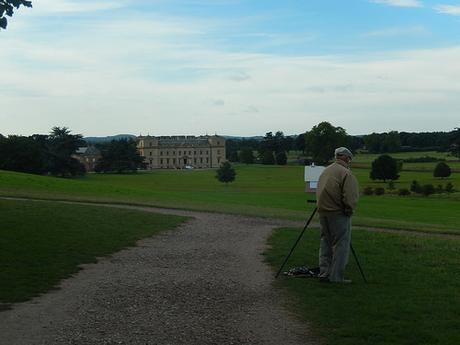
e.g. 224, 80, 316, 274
0, 199, 186, 310
265, 227, 460, 345
0, 163, 459, 233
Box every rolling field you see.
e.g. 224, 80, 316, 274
1, 156, 459, 345
1, 160, 459, 233
352, 151, 460, 172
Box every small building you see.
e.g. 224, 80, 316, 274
137, 135, 226, 169
74, 146, 101, 172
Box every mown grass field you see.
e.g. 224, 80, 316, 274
0, 199, 186, 310
352, 151, 460, 172
265, 227, 460, 345
1, 153, 459, 233
1, 152, 459, 345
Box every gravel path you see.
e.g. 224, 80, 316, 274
0, 205, 317, 345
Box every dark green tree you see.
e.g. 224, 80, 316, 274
282, 135, 294, 153
95, 139, 144, 173
449, 127, 460, 161
227, 150, 239, 162
433, 162, 451, 179
363, 131, 401, 153
239, 148, 254, 164
47, 127, 85, 177
370, 154, 400, 182
0, 135, 46, 174
381, 131, 401, 153
261, 150, 275, 165
363, 133, 381, 153
304, 122, 348, 165
275, 151, 287, 165
0, 0, 32, 29
294, 134, 306, 153
215, 161, 236, 184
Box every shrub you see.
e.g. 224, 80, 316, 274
410, 180, 422, 194
436, 184, 444, 193
445, 182, 455, 193
363, 186, 374, 195
370, 155, 400, 182
421, 184, 435, 196
388, 181, 395, 190
433, 162, 451, 178
375, 187, 385, 195
398, 188, 411, 196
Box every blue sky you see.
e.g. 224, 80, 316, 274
1, 0, 460, 136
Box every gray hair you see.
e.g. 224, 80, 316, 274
334, 147, 353, 158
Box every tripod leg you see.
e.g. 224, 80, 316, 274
350, 243, 368, 283
275, 207, 317, 278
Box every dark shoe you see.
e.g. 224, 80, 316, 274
319, 277, 330, 283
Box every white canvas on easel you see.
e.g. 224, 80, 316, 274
304, 164, 325, 193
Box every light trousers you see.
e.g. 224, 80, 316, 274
318, 213, 352, 282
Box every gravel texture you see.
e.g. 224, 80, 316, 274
0, 205, 318, 345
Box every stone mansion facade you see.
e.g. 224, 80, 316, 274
137, 135, 226, 169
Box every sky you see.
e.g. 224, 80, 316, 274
1, 0, 460, 137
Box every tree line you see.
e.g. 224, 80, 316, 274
0, 127, 86, 177
362, 130, 459, 154
0, 127, 145, 176
226, 124, 460, 164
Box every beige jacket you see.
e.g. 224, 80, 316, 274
316, 160, 359, 216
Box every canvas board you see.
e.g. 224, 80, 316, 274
304, 165, 325, 183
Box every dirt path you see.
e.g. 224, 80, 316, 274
0, 204, 317, 345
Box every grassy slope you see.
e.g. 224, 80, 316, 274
265, 227, 460, 345
0, 159, 459, 233
0, 199, 186, 309
352, 151, 460, 172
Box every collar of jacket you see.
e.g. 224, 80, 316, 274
335, 159, 349, 169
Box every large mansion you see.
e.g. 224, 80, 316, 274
137, 135, 226, 169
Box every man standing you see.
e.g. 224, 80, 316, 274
316, 147, 359, 283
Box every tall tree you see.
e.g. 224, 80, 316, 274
261, 150, 275, 165
0, 0, 32, 29
239, 148, 255, 164
47, 127, 85, 177
304, 122, 348, 165
370, 155, 401, 182
95, 139, 144, 173
449, 127, 460, 160
275, 151, 287, 165
294, 134, 306, 153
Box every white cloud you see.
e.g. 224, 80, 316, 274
2, 8, 460, 136
363, 25, 429, 37
32, 0, 125, 14
370, 0, 423, 8
434, 4, 460, 16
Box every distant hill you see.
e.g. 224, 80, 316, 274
223, 135, 264, 140
84, 134, 137, 144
